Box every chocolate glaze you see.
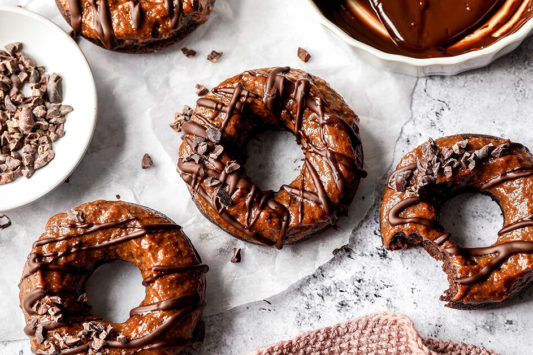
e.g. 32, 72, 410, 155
313, 0, 533, 58
19, 201, 207, 354
381, 135, 533, 307
177, 67, 365, 248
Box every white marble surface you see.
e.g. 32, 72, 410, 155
3, 0, 533, 354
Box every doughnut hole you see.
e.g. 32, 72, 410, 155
439, 192, 503, 248
85, 260, 144, 323
244, 130, 305, 192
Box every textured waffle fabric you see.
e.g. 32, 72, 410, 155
251, 312, 497, 355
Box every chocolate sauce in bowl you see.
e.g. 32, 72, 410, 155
313, 0, 533, 58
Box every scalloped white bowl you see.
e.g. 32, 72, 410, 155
0, 6, 97, 211
307, 0, 533, 76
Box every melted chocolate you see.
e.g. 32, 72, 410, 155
313, 0, 533, 58
178, 68, 364, 248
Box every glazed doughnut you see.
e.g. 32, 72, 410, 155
177, 67, 365, 249
380, 134, 533, 308
19, 200, 208, 354
55, 0, 215, 52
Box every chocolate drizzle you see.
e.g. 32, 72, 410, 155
21, 212, 206, 353
89, 0, 116, 49
130, 0, 143, 30
178, 68, 364, 248
67, 0, 82, 35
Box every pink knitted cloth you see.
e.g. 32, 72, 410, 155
251, 312, 498, 355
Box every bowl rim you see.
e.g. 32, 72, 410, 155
0, 5, 98, 211
307, 0, 533, 67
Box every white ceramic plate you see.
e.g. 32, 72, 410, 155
307, 0, 533, 76
0, 5, 97, 211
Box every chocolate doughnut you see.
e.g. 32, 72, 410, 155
380, 134, 533, 308
55, 0, 215, 52
177, 67, 365, 249
19, 200, 208, 354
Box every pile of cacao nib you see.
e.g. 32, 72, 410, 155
0, 42, 73, 184
172, 106, 240, 207
391, 138, 511, 197
30, 292, 128, 354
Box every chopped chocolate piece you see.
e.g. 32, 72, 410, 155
170, 112, 186, 132
5, 42, 22, 55
207, 50, 223, 63
206, 127, 221, 143
393, 170, 412, 192
35, 325, 45, 344
418, 174, 435, 187
142, 153, 153, 169
297, 47, 311, 62
181, 47, 197, 58
204, 176, 221, 187
77, 293, 88, 304
492, 143, 510, 158
209, 144, 224, 159
183, 105, 194, 117
452, 139, 468, 155
192, 137, 206, 152
5, 95, 16, 112
216, 187, 233, 207
474, 143, 494, 160
91, 337, 105, 351
467, 156, 477, 171
443, 165, 453, 178
0, 214, 11, 229
116, 334, 128, 345
47, 73, 63, 103
19, 106, 35, 133
186, 153, 203, 164
197, 141, 209, 155
225, 160, 240, 174
441, 147, 454, 160
67, 209, 86, 224
231, 247, 241, 263
334, 244, 353, 256
195, 84, 209, 96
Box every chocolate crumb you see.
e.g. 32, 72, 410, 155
231, 248, 241, 263
491, 143, 510, 158
0, 214, 11, 229
216, 187, 233, 207
393, 170, 412, 192
197, 141, 209, 155
206, 127, 221, 143
35, 325, 45, 344
225, 160, 240, 174
209, 145, 224, 159
116, 194, 121, 199
67, 209, 85, 224
195, 84, 209, 96
142, 153, 154, 169
116, 334, 128, 345
183, 105, 194, 117
452, 139, 468, 155
297, 47, 311, 62
332, 244, 351, 256
207, 50, 223, 63
181, 48, 197, 58
443, 166, 453, 178
204, 176, 221, 187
